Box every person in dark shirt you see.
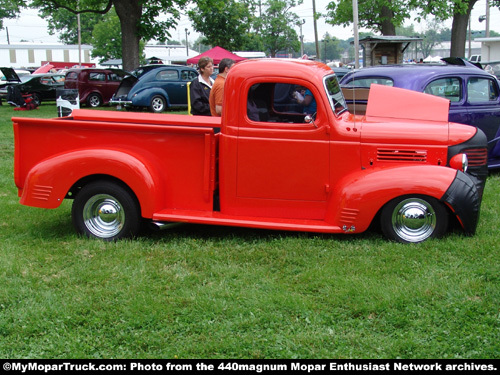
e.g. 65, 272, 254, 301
190, 56, 214, 116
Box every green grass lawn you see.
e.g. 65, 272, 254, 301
1, 102, 499, 358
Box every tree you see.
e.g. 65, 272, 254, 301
326, 0, 413, 35
90, 9, 122, 63
257, 0, 301, 57
31, 0, 187, 71
187, 0, 255, 51
321, 32, 342, 62
0, 0, 25, 29
37, 7, 102, 45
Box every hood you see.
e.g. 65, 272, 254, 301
365, 84, 450, 122
0, 67, 22, 83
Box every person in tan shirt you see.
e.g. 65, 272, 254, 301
209, 58, 235, 117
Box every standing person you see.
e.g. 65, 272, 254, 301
209, 58, 235, 117
190, 56, 214, 116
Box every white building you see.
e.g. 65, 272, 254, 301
144, 44, 199, 65
475, 37, 500, 61
0, 43, 97, 69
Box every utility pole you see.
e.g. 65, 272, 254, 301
312, 0, 320, 60
353, 0, 360, 68
185, 28, 190, 56
298, 19, 305, 57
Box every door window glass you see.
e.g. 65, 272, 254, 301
424, 78, 461, 102
247, 82, 317, 123
467, 77, 499, 103
156, 70, 179, 81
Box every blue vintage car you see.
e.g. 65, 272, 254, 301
339, 59, 500, 169
110, 65, 198, 113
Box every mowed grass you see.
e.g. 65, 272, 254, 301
1, 102, 499, 358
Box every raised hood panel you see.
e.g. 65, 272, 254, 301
0, 67, 21, 83
366, 84, 450, 123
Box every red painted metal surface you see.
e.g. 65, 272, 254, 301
12, 59, 484, 237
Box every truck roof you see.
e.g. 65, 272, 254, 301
227, 58, 333, 82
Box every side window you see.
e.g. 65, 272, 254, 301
108, 73, 124, 82
247, 82, 317, 123
156, 70, 179, 81
424, 78, 461, 102
89, 72, 106, 81
346, 77, 393, 87
467, 77, 499, 103
181, 70, 197, 81
66, 72, 78, 80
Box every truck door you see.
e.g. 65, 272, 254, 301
233, 82, 330, 220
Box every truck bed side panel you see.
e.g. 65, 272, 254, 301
13, 117, 216, 216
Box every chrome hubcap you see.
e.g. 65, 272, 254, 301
83, 194, 125, 238
392, 198, 436, 243
90, 96, 100, 107
152, 98, 164, 111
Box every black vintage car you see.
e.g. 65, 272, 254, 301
0, 67, 65, 106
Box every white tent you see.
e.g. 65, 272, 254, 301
423, 55, 443, 63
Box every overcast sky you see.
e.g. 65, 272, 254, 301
1, 0, 499, 45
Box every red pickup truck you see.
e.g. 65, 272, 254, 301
13, 59, 488, 243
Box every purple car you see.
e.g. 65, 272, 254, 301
339, 58, 500, 169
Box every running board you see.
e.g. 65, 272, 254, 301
152, 209, 340, 233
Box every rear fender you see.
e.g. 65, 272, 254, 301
19, 149, 164, 218
131, 88, 170, 107
326, 165, 459, 232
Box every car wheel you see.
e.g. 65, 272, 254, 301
87, 93, 103, 107
149, 95, 166, 113
30, 93, 41, 106
380, 195, 448, 243
72, 181, 141, 241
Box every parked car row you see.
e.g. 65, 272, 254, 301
2, 64, 200, 113
339, 58, 500, 169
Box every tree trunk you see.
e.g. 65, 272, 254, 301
450, 0, 477, 57
380, 6, 396, 35
113, 0, 142, 71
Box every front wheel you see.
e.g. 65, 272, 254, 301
72, 181, 141, 240
380, 195, 448, 243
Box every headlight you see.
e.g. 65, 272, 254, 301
449, 153, 468, 173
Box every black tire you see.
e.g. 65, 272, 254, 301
380, 195, 449, 243
149, 95, 166, 113
31, 93, 41, 106
87, 93, 103, 107
72, 181, 141, 240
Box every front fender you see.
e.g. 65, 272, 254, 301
326, 165, 460, 232
131, 88, 170, 107
19, 149, 165, 218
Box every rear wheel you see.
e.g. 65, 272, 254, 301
87, 93, 103, 107
72, 181, 141, 240
380, 195, 448, 243
149, 95, 166, 113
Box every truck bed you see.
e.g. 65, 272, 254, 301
13, 110, 220, 215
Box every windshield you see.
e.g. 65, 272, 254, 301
324, 75, 347, 116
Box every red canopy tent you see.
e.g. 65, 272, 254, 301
186, 46, 246, 66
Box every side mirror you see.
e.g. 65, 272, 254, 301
305, 114, 318, 128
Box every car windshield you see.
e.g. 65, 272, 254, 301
324, 75, 348, 116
